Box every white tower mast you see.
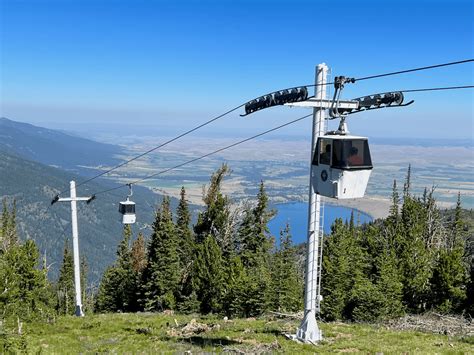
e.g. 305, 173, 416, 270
54, 180, 94, 317
296, 63, 328, 342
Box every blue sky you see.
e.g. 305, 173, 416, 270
1, 0, 473, 139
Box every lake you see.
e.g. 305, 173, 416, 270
268, 202, 372, 244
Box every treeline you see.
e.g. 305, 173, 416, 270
321, 167, 473, 321
0, 200, 91, 329
95, 164, 303, 316
0, 200, 53, 325
1, 164, 472, 333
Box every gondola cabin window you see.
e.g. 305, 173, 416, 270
319, 138, 332, 165
119, 203, 135, 214
331, 139, 372, 169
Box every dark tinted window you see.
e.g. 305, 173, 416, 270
314, 138, 331, 165
125, 204, 136, 214
331, 139, 372, 169
318, 138, 332, 165
119, 203, 136, 214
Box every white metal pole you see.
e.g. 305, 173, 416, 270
70, 180, 84, 317
297, 63, 328, 343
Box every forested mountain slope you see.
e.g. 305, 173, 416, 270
0, 117, 123, 176
0, 149, 177, 283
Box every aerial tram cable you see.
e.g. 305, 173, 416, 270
352, 58, 473, 82
85, 83, 474, 199
90, 113, 314, 197
53, 59, 473, 198
57, 104, 246, 195
398, 84, 474, 93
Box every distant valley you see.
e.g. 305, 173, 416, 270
1, 117, 473, 285
0, 118, 181, 284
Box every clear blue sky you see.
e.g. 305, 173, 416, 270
1, 0, 473, 139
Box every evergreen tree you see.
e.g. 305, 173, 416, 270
363, 224, 404, 320
96, 225, 136, 312
175, 187, 198, 312
142, 197, 179, 311
321, 219, 366, 320
270, 224, 303, 313
321, 219, 349, 320
176, 186, 194, 260
222, 255, 248, 317
194, 236, 225, 314
389, 180, 400, 221
0, 201, 54, 325
373, 247, 405, 319
56, 240, 74, 315
131, 232, 147, 274
95, 266, 120, 312
430, 248, 467, 312
238, 181, 275, 267
403, 164, 411, 198
399, 194, 433, 312
236, 181, 275, 315
0, 240, 53, 323
194, 164, 233, 254
450, 193, 465, 250
429, 193, 468, 312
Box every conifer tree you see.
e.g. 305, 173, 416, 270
363, 224, 404, 320
222, 255, 248, 317
56, 241, 74, 315
95, 266, 119, 312
0, 240, 53, 322
321, 219, 355, 320
429, 193, 468, 312
96, 225, 136, 312
142, 197, 179, 311
321, 218, 369, 320
389, 180, 400, 220
194, 236, 225, 313
271, 224, 303, 312
450, 192, 465, 250
403, 164, 411, 198
238, 181, 275, 267
236, 181, 275, 315
174, 187, 198, 312
176, 186, 193, 259
194, 164, 233, 254
131, 232, 147, 274
399, 194, 433, 312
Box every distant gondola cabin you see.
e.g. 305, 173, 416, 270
119, 199, 136, 224
312, 135, 373, 199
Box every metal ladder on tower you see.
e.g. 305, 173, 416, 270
314, 199, 325, 313
314, 83, 329, 314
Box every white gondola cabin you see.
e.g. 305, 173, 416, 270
312, 134, 373, 199
119, 198, 136, 224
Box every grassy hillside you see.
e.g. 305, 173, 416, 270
3, 313, 472, 353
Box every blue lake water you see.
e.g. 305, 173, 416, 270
268, 202, 372, 244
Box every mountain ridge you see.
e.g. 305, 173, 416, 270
0, 118, 187, 283
0, 117, 124, 176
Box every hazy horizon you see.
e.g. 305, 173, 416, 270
1, 0, 473, 140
